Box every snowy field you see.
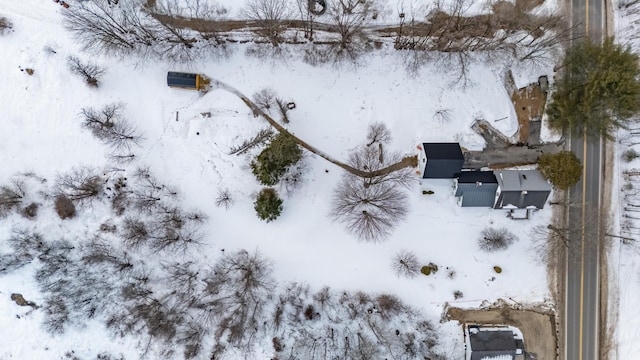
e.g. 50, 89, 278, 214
0, 0, 556, 359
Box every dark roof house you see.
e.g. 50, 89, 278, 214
467, 325, 525, 360
167, 72, 202, 90
493, 170, 552, 209
454, 171, 498, 207
420, 143, 464, 178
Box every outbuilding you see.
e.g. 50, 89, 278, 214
167, 71, 202, 90
454, 171, 498, 207
420, 143, 464, 178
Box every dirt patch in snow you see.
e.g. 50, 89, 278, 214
10, 293, 39, 309
445, 302, 557, 360
504, 70, 548, 145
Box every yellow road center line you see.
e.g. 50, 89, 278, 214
586, 1, 589, 35
579, 2, 590, 357
579, 130, 588, 360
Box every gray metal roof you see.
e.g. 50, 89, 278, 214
167, 71, 198, 88
455, 182, 498, 207
469, 329, 517, 352
493, 170, 551, 192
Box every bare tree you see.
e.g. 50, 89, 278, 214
43, 296, 69, 334
181, 0, 230, 41
152, 0, 231, 61
161, 261, 202, 318
105, 119, 143, 153
81, 103, 120, 135
108, 152, 137, 165
279, 284, 441, 359
242, 0, 293, 46
178, 321, 206, 359
151, 1, 202, 63
202, 250, 275, 349
121, 217, 150, 249
478, 227, 518, 251
130, 167, 178, 212
347, 145, 416, 189
530, 207, 600, 265
331, 172, 408, 242
0, 230, 45, 273
55, 167, 103, 203
328, 0, 377, 53
433, 108, 453, 124
252, 88, 278, 112
0, 16, 12, 34
215, 188, 233, 209
294, 0, 319, 41
121, 204, 205, 253
63, 0, 155, 58
81, 237, 133, 272
366, 122, 392, 147
391, 249, 420, 278
251, 88, 293, 124
0, 179, 26, 217
61, 0, 226, 62
394, 0, 568, 76
331, 144, 414, 242
148, 206, 206, 253
81, 103, 143, 152
67, 55, 106, 87
530, 223, 569, 264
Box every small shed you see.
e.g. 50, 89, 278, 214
420, 143, 464, 178
454, 171, 498, 207
167, 71, 201, 90
493, 169, 552, 209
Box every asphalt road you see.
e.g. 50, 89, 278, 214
566, 0, 604, 359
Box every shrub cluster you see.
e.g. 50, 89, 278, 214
478, 227, 518, 252
0, 16, 12, 34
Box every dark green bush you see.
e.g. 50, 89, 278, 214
251, 132, 302, 186
538, 151, 582, 190
254, 188, 283, 222
420, 262, 439, 276
623, 149, 639, 163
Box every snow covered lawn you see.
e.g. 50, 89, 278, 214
0, 0, 554, 358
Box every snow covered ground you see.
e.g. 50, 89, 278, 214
0, 0, 556, 359
613, 0, 640, 358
